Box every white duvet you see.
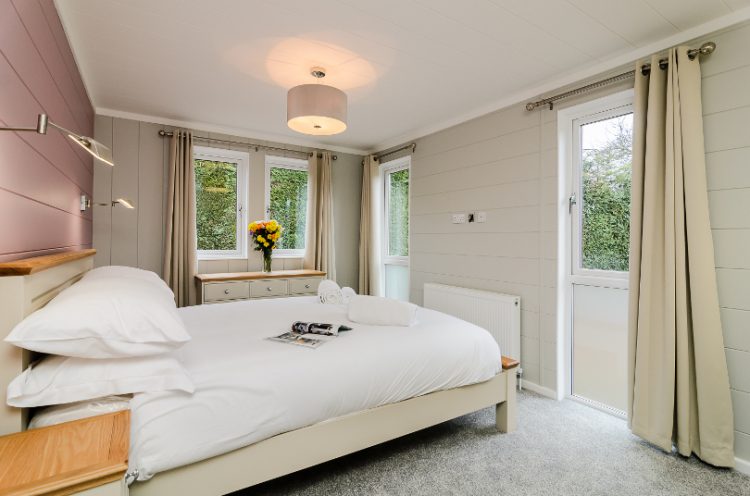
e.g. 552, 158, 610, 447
129, 297, 501, 480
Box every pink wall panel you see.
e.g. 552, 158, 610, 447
37, 0, 93, 125
0, 0, 93, 261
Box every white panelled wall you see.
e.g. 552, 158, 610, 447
409, 21, 750, 469
701, 22, 750, 471
93, 115, 363, 289
409, 87, 628, 396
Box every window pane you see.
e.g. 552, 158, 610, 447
269, 167, 308, 250
195, 159, 238, 251
388, 168, 409, 257
580, 113, 633, 272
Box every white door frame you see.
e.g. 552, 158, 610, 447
556, 89, 634, 403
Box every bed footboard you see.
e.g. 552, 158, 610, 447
131, 361, 518, 496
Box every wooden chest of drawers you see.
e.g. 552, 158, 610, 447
196, 270, 326, 304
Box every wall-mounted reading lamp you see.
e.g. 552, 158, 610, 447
0, 113, 115, 166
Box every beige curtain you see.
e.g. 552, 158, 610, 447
628, 47, 734, 467
162, 130, 196, 307
358, 155, 383, 296
304, 151, 336, 280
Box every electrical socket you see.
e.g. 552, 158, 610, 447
476, 211, 487, 223
451, 213, 467, 224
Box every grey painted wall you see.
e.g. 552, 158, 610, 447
408, 22, 750, 465
331, 152, 363, 290
700, 22, 750, 466
93, 115, 362, 288
409, 101, 560, 394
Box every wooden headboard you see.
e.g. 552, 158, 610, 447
0, 249, 96, 435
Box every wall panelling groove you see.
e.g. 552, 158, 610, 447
0, 0, 93, 261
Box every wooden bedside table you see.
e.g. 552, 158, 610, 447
0, 411, 130, 496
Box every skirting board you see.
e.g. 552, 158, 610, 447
521, 380, 557, 400
736, 456, 750, 476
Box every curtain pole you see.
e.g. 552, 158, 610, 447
525, 41, 716, 111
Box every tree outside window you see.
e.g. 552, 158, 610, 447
580, 114, 633, 272
268, 166, 308, 251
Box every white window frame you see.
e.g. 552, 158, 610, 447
381, 156, 411, 299
264, 155, 309, 258
570, 97, 634, 282
194, 146, 249, 260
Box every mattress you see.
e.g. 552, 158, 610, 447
129, 297, 501, 480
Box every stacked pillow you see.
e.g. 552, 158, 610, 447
5, 266, 194, 409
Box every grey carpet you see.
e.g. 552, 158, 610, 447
234, 391, 750, 496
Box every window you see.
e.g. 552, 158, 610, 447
382, 156, 410, 301
194, 146, 248, 260
572, 101, 633, 276
265, 156, 309, 257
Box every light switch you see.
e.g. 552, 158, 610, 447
452, 213, 467, 224
476, 211, 487, 223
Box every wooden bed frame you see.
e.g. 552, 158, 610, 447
0, 250, 519, 496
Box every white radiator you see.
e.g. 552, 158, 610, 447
423, 283, 521, 362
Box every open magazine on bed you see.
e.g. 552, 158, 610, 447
267, 322, 352, 348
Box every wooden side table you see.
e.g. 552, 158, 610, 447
0, 411, 130, 495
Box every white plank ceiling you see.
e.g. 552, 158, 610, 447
56, 0, 750, 152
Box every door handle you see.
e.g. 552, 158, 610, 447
568, 193, 577, 214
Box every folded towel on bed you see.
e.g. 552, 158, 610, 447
341, 287, 356, 303
318, 279, 344, 304
347, 295, 418, 327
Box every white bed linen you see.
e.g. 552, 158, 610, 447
129, 297, 501, 480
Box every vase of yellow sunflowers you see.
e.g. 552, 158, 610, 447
248, 220, 282, 272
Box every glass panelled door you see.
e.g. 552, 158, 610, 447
570, 104, 633, 414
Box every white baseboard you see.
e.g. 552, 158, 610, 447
519, 380, 557, 399
736, 456, 750, 476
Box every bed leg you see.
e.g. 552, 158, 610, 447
496, 368, 517, 433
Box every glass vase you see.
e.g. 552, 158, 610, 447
263, 251, 273, 273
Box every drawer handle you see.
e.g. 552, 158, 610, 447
305, 284, 310, 289
224, 289, 230, 295
266, 287, 272, 292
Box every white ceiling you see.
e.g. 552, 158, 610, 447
56, 0, 750, 153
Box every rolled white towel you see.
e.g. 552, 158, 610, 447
341, 287, 357, 303
347, 295, 418, 327
318, 279, 344, 304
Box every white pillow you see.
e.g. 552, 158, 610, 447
5, 267, 190, 358
29, 395, 131, 429
7, 355, 194, 407
84, 266, 174, 298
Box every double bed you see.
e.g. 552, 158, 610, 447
0, 250, 518, 495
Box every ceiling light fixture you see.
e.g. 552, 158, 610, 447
0, 114, 115, 166
287, 68, 347, 136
